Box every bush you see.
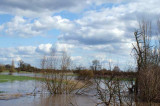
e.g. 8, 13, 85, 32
0, 65, 5, 72
9, 67, 15, 75
78, 69, 94, 79
138, 65, 160, 102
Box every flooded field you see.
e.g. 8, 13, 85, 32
0, 73, 98, 106
0, 73, 160, 106
0, 80, 97, 106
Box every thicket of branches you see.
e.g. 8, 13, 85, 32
133, 19, 160, 102
41, 49, 91, 94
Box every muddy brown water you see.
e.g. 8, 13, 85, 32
0, 80, 99, 106
0, 94, 98, 106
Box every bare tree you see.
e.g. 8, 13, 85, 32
132, 19, 152, 93
61, 51, 71, 71
41, 56, 47, 69
9, 59, 15, 75
95, 76, 126, 106
91, 60, 101, 71
0, 64, 5, 72
41, 49, 88, 95
112, 66, 121, 72
133, 18, 160, 102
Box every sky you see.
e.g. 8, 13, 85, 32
0, 0, 160, 70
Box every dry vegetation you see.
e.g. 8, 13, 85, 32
91, 18, 160, 106
132, 19, 160, 103
41, 49, 91, 94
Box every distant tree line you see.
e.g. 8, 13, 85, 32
0, 58, 136, 78
74, 59, 136, 79
17, 60, 39, 72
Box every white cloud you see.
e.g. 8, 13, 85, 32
2, 15, 74, 37
4, 16, 42, 37
55, 42, 75, 52
0, 0, 89, 17
0, 44, 51, 66
71, 56, 82, 61
36, 43, 52, 54
0, 25, 4, 31
17, 46, 36, 55
0, 0, 160, 69
0, 0, 138, 17
58, 0, 160, 58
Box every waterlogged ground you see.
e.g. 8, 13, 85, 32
1, 73, 159, 106
0, 73, 98, 106
0, 94, 97, 106
0, 81, 98, 106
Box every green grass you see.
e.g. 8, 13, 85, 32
66, 73, 78, 76
0, 91, 5, 93
0, 74, 37, 83
1, 70, 33, 73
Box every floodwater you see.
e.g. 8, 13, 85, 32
0, 80, 98, 106
1, 73, 159, 106
1, 72, 42, 77
1, 72, 75, 80
0, 73, 98, 106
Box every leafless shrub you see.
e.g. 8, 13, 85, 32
77, 69, 94, 80
41, 49, 90, 95
9, 59, 15, 75
0, 64, 5, 72
94, 63, 136, 106
139, 66, 160, 102
95, 76, 126, 106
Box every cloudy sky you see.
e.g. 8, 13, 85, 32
0, 0, 160, 69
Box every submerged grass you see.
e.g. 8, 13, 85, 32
0, 74, 36, 83
0, 91, 5, 93
0, 74, 80, 84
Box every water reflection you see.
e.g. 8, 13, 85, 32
0, 80, 40, 93
35, 94, 97, 106
1, 74, 160, 106
0, 80, 97, 106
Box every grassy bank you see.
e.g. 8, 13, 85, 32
1, 70, 37, 74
